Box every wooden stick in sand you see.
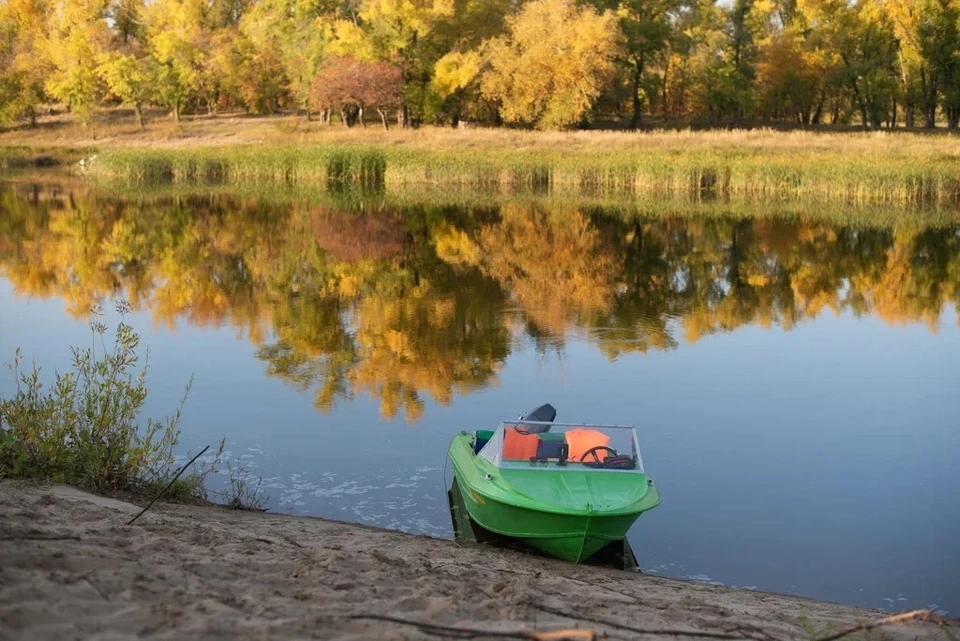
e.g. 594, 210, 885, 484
127, 445, 210, 526
814, 610, 957, 641
348, 614, 596, 640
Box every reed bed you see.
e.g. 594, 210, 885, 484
89, 135, 960, 208
84, 176, 960, 228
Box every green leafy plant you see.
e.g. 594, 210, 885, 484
0, 301, 194, 494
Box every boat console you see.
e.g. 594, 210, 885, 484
476, 420, 645, 472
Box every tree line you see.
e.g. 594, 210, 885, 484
1, 0, 958, 131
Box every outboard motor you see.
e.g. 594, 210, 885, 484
518, 403, 556, 433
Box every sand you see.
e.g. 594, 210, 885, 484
0, 481, 949, 641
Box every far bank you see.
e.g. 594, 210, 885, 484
2, 115, 960, 208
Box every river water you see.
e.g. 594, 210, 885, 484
1, 178, 957, 613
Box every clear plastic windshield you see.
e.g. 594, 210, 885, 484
477, 421, 645, 473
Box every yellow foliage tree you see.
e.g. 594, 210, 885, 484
481, 0, 622, 129
44, 0, 112, 122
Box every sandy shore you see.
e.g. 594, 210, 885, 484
0, 481, 949, 641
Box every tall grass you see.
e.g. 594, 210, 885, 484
88, 133, 960, 207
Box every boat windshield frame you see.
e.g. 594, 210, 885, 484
477, 420, 646, 473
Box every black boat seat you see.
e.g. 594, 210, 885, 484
518, 403, 556, 434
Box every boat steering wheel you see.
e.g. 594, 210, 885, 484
579, 446, 618, 463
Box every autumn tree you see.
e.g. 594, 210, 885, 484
919, 0, 960, 127
0, 0, 51, 126
97, 51, 156, 127
481, 0, 622, 130
756, 0, 839, 124
310, 57, 403, 128
844, 1, 899, 129
328, 0, 454, 127
615, 0, 679, 127
238, 0, 334, 113
44, 0, 112, 123
144, 0, 206, 121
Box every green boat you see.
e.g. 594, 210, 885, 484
447, 404, 661, 564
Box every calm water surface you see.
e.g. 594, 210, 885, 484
1, 180, 958, 613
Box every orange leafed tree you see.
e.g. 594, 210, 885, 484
309, 57, 403, 129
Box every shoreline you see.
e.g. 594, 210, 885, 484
0, 481, 950, 640
2, 116, 960, 207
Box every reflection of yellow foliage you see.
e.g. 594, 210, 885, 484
432, 222, 481, 266
3, 183, 959, 424
477, 205, 619, 337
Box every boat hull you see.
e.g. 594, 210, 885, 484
448, 429, 660, 564
456, 479, 642, 562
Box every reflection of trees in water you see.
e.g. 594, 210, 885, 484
2, 182, 959, 422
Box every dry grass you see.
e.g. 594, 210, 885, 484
3, 107, 959, 156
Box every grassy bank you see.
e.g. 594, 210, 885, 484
3, 115, 960, 206
86, 133, 960, 206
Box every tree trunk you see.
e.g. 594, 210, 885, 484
905, 99, 914, 128
919, 68, 937, 128
630, 58, 644, 129
341, 107, 350, 127
811, 91, 824, 125
377, 108, 388, 130
28, 105, 37, 128
135, 103, 144, 129
357, 104, 366, 127
173, 102, 181, 123
851, 80, 869, 130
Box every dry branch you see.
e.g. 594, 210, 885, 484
347, 614, 595, 640
531, 603, 762, 641
813, 610, 957, 641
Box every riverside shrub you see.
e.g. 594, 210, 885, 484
0, 301, 194, 494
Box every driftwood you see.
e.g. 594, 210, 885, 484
533, 604, 960, 641
348, 614, 596, 640
127, 445, 210, 526
532, 603, 760, 641
813, 610, 958, 641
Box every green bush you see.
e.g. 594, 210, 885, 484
0, 301, 195, 495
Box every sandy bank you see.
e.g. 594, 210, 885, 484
0, 482, 948, 641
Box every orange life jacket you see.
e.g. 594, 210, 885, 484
564, 428, 611, 462
502, 427, 540, 461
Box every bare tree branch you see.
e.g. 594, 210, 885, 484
814, 610, 958, 641
347, 614, 595, 640
531, 603, 767, 641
